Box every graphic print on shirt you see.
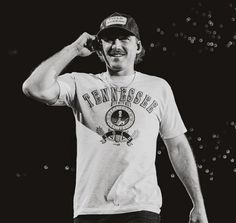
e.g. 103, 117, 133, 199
97, 105, 138, 146
82, 86, 158, 146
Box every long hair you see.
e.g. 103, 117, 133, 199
135, 44, 145, 65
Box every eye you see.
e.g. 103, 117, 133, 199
101, 35, 131, 43
102, 36, 112, 43
118, 35, 130, 41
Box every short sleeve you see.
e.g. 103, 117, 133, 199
51, 73, 76, 107
159, 81, 187, 139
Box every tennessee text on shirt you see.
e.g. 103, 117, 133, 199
82, 86, 158, 114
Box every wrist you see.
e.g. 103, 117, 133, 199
192, 198, 205, 209
63, 44, 79, 58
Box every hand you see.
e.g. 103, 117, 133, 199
189, 206, 208, 223
70, 32, 96, 57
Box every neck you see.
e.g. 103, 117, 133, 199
107, 67, 135, 77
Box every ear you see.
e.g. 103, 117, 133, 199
136, 41, 142, 54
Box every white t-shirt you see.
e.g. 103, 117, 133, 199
53, 71, 187, 218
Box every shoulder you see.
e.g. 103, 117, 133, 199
137, 71, 171, 89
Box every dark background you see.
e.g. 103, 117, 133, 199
4, 0, 235, 222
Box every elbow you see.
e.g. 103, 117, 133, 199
22, 80, 32, 97
168, 144, 181, 159
22, 79, 39, 98
22, 80, 46, 102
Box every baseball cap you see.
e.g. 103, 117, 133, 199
97, 12, 141, 40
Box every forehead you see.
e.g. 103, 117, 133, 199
99, 27, 134, 39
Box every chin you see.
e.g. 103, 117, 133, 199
109, 63, 124, 71
112, 58, 128, 67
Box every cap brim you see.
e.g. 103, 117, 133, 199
97, 26, 137, 39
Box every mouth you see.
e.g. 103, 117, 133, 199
110, 54, 125, 58
109, 50, 126, 58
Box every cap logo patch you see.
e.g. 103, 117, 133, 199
105, 16, 127, 26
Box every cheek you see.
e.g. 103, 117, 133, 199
128, 49, 138, 61
102, 42, 111, 52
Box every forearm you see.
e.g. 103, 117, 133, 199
22, 32, 95, 103
166, 136, 205, 207
23, 44, 78, 95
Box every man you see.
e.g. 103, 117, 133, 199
22, 12, 208, 223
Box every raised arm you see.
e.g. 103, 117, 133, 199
22, 32, 95, 105
163, 134, 208, 223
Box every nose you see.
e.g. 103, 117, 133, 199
111, 38, 122, 49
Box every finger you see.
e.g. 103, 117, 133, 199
72, 33, 97, 56
81, 33, 97, 50
83, 32, 96, 42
